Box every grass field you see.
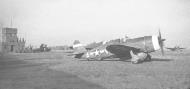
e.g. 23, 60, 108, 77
1, 50, 190, 89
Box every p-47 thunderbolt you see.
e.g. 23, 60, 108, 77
71, 30, 165, 64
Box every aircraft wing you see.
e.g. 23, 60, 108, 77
106, 45, 140, 58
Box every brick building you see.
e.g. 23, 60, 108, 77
0, 27, 25, 53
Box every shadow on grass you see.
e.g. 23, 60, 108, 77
80, 59, 131, 62
79, 58, 130, 62
150, 58, 174, 62
79, 58, 173, 63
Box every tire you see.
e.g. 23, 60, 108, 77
145, 54, 151, 61
131, 60, 139, 64
99, 57, 104, 61
131, 59, 140, 64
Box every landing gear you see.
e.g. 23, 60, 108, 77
131, 56, 141, 64
145, 54, 151, 62
131, 53, 151, 64
98, 57, 104, 61
131, 60, 140, 64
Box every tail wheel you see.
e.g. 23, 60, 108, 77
145, 54, 151, 61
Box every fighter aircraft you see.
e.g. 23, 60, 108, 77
71, 30, 165, 64
166, 46, 185, 51
70, 35, 130, 51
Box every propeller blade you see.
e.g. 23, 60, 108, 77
159, 29, 161, 39
158, 29, 165, 56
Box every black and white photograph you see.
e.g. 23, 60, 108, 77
0, 0, 190, 89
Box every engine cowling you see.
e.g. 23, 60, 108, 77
122, 35, 161, 53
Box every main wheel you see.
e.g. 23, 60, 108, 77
131, 60, 139, 64
145, 54, 151, 61
99, 57, 104, 61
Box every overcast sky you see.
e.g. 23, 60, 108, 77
0, 0, 190, 47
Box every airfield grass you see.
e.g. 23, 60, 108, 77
4, 50, 190, 89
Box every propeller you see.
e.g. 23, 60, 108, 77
158, 29, 166, 56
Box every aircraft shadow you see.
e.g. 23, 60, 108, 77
79, 58, 173, 62
150, 58, 173, 62
79, 58, 131, 62
80, 59, 131, 62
